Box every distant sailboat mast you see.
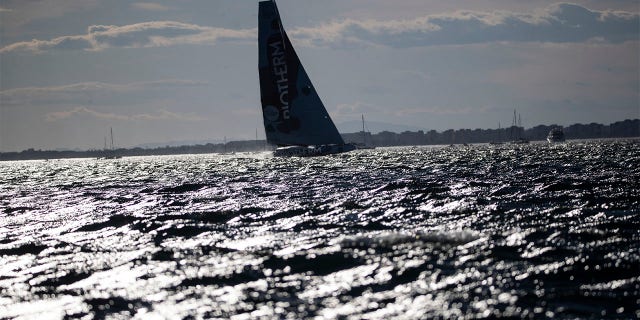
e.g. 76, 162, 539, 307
101, 127, 121, 159
509, 109, 529, 144
110, 127, 115, 150
511, 109, 518, 140
362, 115, 366, 146
518, 113, 522, 128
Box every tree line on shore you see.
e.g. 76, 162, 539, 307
1, 119, 637, 161
343, 119, 639, 147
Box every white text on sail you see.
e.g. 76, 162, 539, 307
270, 41, 290, 120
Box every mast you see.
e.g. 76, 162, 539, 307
110, 127, 114, 150
256, 128, 260, 150
518, 113, 522, 127
512, 109, 517, 140
362, 115, 366, 146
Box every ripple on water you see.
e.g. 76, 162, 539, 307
0, 141, 639, 319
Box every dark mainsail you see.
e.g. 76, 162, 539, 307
258, 0, 345, 147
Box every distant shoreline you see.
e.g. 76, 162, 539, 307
1, 119, 638, 161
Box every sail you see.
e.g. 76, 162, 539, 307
258, 0, 344, 146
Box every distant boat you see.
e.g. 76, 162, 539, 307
258, 0, 356, 157
489, 121, 504, 145
509, 109, 529, 144
510, 137, 529, 145
102, 127, 121, 159
221, 136, 235, 155
357, 114, 375, 149
547, 127, 565, 143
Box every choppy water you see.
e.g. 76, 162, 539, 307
1, 140, 639, 319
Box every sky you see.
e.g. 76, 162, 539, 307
0, 0, 638, 152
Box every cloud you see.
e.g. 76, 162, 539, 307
2, 2, 636, 54
0, 21, 255, 53
335, 101, 489, 118
45, 106, 206, 122
335, 101, 374, 116
0, 7, 12, 12
132, 2, 171, 12
290, 3, 639, 48
389, 105, 492, 116
0, 79, 210, 106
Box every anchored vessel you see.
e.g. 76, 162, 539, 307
357, 114, 375, 149
258, 0, 355, 157
99, 127, 121, 160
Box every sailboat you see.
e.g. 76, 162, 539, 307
258, 0, 356, 157
358, 114, 375, 149
103, 127, 121, 159
509, 109, 529, 144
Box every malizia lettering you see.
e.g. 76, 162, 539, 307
269, 41, 290, 120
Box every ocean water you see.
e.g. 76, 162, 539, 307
1, 140, 638, 319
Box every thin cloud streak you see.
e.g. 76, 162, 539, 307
0, 80, 210, 106
45, 107, 207, 122
336, 101, 492, 118
132, 2, 171, 12
291, 3, 639, 48
0, 21, 255, 53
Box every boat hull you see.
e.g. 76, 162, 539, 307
274, 144, 356, 157
547, 137, 566, 143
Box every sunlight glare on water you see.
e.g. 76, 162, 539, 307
0, 140, 639, 319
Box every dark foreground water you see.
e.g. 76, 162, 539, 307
1, 140, 639, 319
